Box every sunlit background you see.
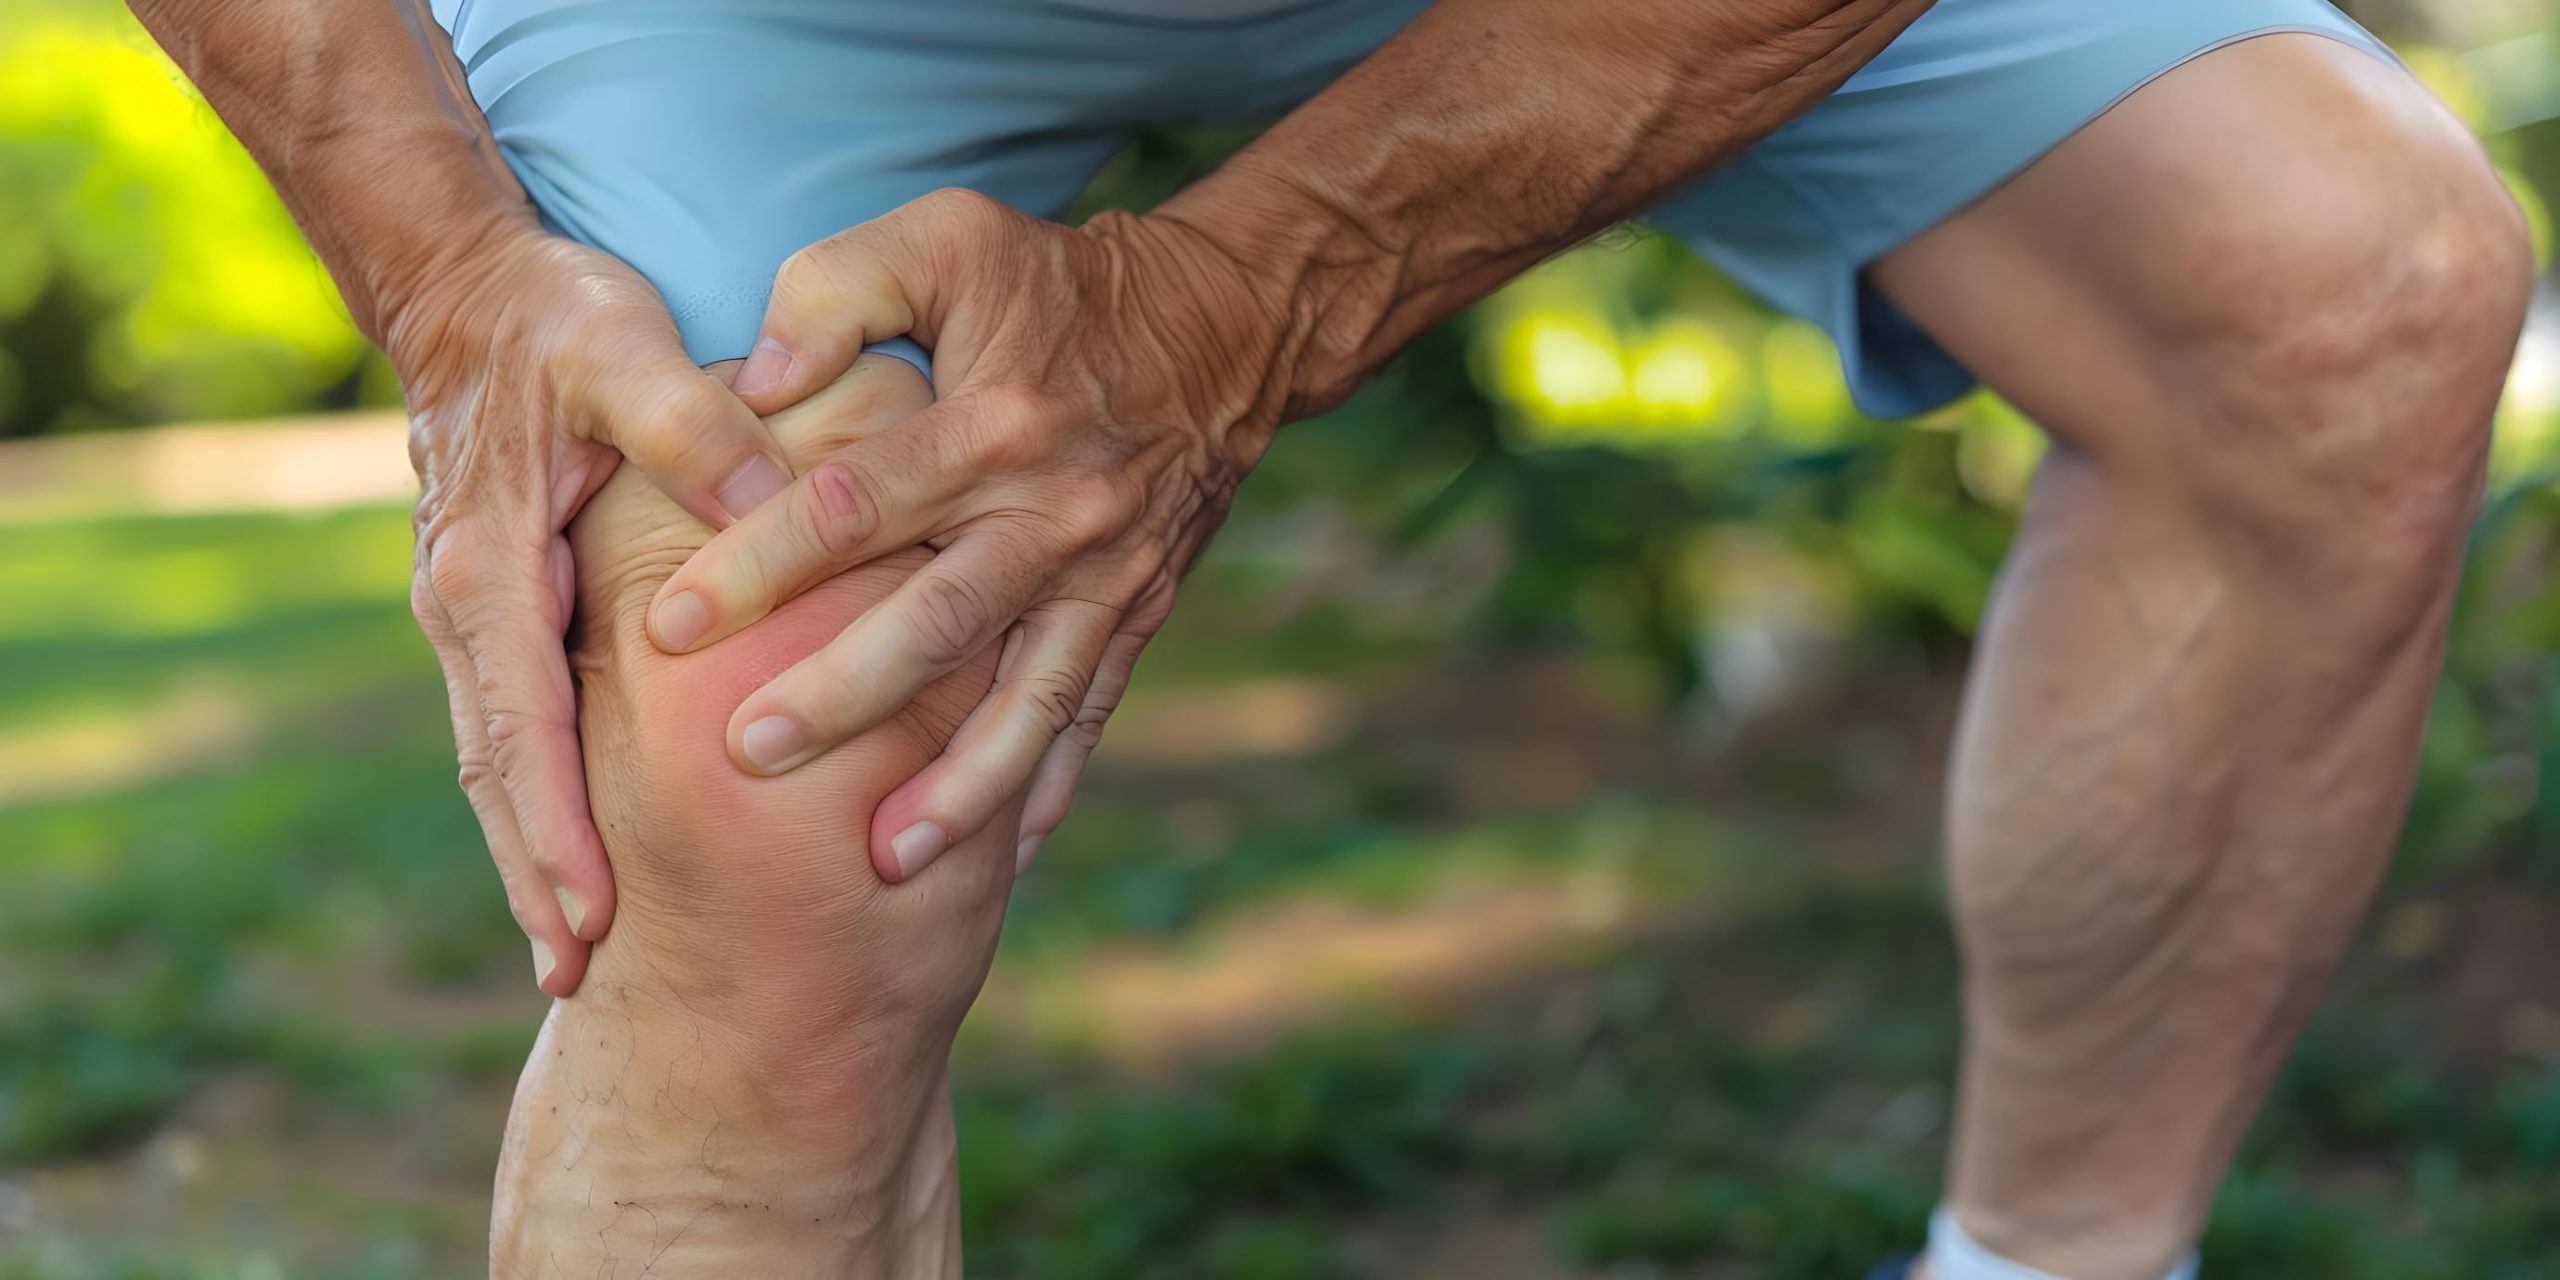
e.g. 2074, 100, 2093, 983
5, 1, 2560, 1276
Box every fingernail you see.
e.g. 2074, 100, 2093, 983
716, 455, 789, 521
732, 337, 795, 398
740, 715, 805, 772
1015, 834, 1044, 874
653, 590, 712, 652
530, 937, 557, 989
552, 885, 589, 937
891, 821, 948, 879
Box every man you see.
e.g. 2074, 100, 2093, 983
131, 0, 2530, 1276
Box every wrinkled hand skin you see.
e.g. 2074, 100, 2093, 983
660, 194, 1292, 889
489, 356, 1010, 1278
396, 225, 787, 998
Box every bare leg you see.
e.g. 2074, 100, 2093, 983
489, 356, 1015, 1277
1868, 35, 2531, 1278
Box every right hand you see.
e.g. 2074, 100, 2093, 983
385, 226, 791, 997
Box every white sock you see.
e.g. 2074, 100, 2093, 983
1926, 1207, 2200, 1280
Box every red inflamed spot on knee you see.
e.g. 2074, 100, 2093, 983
618, 570, 997, 826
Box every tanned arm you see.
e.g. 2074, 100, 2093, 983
131, 0, 793, 996
1166, 0, 1936, 412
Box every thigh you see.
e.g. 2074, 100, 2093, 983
1643, 0, 2402, 422
1864, 32, 2486, 458
1869, 30, 2523, 644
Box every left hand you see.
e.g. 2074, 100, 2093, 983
647, 188, 1297, 882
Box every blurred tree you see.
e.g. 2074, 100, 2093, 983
0, 10, 380, 437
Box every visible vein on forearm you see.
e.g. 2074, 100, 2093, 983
128, 0, 534, 340
1162, 0, 1938, 415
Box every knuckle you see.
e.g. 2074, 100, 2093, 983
1126, 588, 1176, 635
1069, 666, 1131, 748
618, 370, 723, 455
1015, 667, 1088, 735
772, 238, 879, 329
774, 244, 831, 299
421, 535, 486, 608
975, 380, 1051, 425
918, 186, 1005, 232
906, 572, 998, 667
455, 758, 498, 798
409, 573, 448, 632
1054, 478, 1136, 552
967, 384, 1065, 472
1062, 708, 1111, 753
804, 460, 884, 561
476, 695, 565, 761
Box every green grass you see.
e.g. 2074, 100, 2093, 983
6, 504, 2560, 1277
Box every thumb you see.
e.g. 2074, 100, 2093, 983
731, 192, 978, 413
583, 345, 794, 527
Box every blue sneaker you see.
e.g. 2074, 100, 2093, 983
1866, 1260, 1917, 1280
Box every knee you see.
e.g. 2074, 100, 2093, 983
585, 572, 946, 923
2172, 118, 2530, 606
571, 619, 1011, 1117
581, 588, 1006, 1012
561, 357, 1013, 1104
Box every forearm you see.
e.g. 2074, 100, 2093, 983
1159, 0, 1935, 415
127, 0, 536, 345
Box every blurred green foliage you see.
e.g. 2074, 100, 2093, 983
7, 0, 2560, 1276
0, 4, 387, 437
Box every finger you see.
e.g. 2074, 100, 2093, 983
725, 524, 1051, 777
731, 218, 923, 410
577, 335, 793, 527
414, 585, 591, 997
439, 645, 590, 995
427, 533, 617, 970
757, 349, 937, 456
646, 404, 989, 655
867, 599, 1118, 883
1012, 628, 1149, 874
